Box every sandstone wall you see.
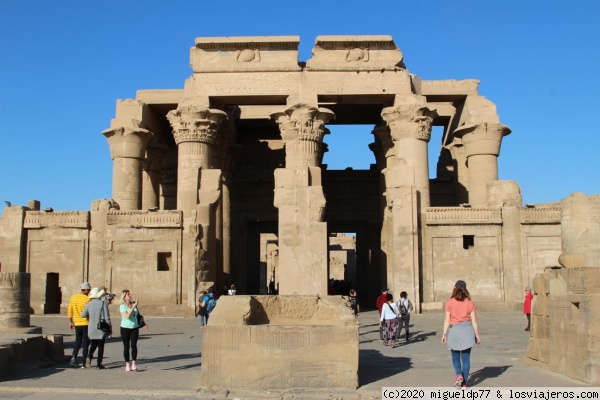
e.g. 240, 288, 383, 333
201, 295, 358, 390
527, 193, 600, 385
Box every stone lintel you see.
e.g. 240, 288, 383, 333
425, 207, 503, 225
519, 208, 561, 225
191, 36, 301, 73
306, 35, 404, 71
106, 210, 182, 228
23, 211, 90, 229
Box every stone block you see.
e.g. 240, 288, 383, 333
200, 295, 358, 390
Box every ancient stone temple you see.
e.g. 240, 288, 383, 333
0, 35, 565, 315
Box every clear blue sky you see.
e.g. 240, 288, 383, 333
1, 1, 599, 211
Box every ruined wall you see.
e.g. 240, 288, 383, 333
423, 207, 503, 310
101, 210, 183, 305
527, 193, 600, 385
24, 211, 90, 314
422, 205, 561, 311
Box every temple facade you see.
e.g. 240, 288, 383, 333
0, 36, 563, 315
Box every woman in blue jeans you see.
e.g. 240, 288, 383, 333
441, 280, 481, 389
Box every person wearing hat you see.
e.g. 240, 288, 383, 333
441, 280, 481, 389
67, 282, 91, 368
376, 288, 389, 342
81, 287, 112, 369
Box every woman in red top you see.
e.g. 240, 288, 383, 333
523, 287, 534, 331
441, 280, 481, 389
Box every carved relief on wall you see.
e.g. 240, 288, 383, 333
346, 47, 369, 62
236, 49, 261, 63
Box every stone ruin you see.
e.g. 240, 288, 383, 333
527, 193, 600, 385
0, 35, 566, 315
0, 34, 598, 386
0, 272, 64, 378
201, 295, 358, 389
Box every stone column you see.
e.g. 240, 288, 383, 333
167, 106, 228, 306
271, 104, 334, 295
141, 145, 168, 210
167, 106, 228, 212
103, 126, 154, 210
381, 99, 436, 208
0, 272, 40, 333
559, 193, 600, 268
453, 122, 511, 206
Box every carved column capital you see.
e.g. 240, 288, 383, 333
102, 126, 154, 160
271, 103, 334, 142
381, 103, 437, 143
271, 103, 334, 168
453, 122, 511, 157
167, 106, 228, 146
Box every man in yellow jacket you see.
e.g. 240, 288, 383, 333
68, 282, 91, 367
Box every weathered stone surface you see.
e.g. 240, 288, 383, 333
201, 295, 358, 390
527, 193, 600, 385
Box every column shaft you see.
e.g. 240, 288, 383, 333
176, 141, 211, 211
468, 154, 497, 206
112, 158, 142, 210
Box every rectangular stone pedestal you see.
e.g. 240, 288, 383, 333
200, 295, 358, 390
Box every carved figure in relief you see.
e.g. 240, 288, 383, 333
346, 47, 369, 62
236, 48, 260, 63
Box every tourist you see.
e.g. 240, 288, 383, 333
197, 290, 208, 326
348, 289, 360, 318
81, 287, 111, 369
376, 288, 388, 342
200, 287, 216, 324
441, 280, 480, 389
120, 289, 147, 371
67, 282, 91, 368
524, 287, 534, 331
396, 291, 414, 342
228, 284, 237, 295
379, 293, 399, 347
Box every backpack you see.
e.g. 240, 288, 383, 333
398, 299, 408, 315
206, 295, 217, 314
